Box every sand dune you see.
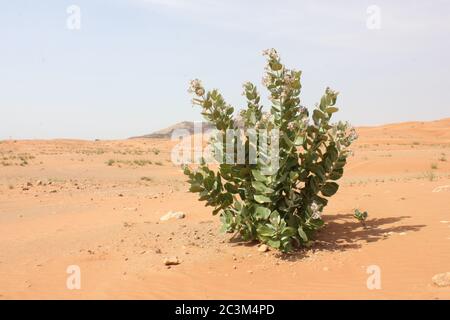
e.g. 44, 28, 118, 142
0, 118, 449, 299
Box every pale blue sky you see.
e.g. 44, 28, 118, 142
1, 0, 449, 139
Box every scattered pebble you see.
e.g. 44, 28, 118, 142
258, 244, 269, 252
432, 272, 450, 287
160, 211, 185, 221
164, 256, 180, 266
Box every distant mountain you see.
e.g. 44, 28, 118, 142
129, 121, 216, 139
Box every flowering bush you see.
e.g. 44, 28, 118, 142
184, 49, 357, 252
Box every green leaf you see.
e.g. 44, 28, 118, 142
257, 225, 275, 237
269, 210, 281, 225
325, 106, 339, 114
310, 176, 319, 194
254, 194, 271, 203
255, 206, 271, 220
321, 182, 339, 197
252, 181, 274, 194
329, 168, 343, 180
310, 164, 326, 181
267, 239, 281, 249
189, 185, 203, 193
270, 61, 283, 71
313, 109, 326, 123
307, 218, 324, 229
224, 183, 238, 194
297, 226, 308, 242
294, 136, 304, 146
252, 169, 269, 182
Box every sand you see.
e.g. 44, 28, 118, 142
1, 118, 450, 299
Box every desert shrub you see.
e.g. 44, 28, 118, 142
183, 49, 357, 252
354, 209, 368, 228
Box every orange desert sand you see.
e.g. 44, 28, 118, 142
1, 118, 450, 299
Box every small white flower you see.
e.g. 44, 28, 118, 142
262, 48, 279, 60
310, 202, 322, 219
284, 74, 294, 85
287, 122, 296, 130
262, 74, 272, 87
188, 79, 204, 96
349, 127, 358, 141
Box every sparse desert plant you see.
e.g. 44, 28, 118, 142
354, 209, 368, 228
106, 159, 115, 166
151, 148, 160, 155
431, 163, 438, 170
133, 159, 153, 166
439, 153, 447, 162
424, 171, 437, 181
140, 176, 153, 182
154, 161, 163, 166
183, 49, 357, 252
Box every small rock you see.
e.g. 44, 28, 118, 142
164, 256, 180, 266
258, 244, 269, 252
432, 272, 450, 287
160, 211, 185, 221
27, 182, 33, 187
155, 248, 162, 254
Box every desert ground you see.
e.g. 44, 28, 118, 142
1, 118, 450, 299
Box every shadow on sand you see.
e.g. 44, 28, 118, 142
229, 213, 425, 260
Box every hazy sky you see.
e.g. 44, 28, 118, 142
1, 0, 449, 139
